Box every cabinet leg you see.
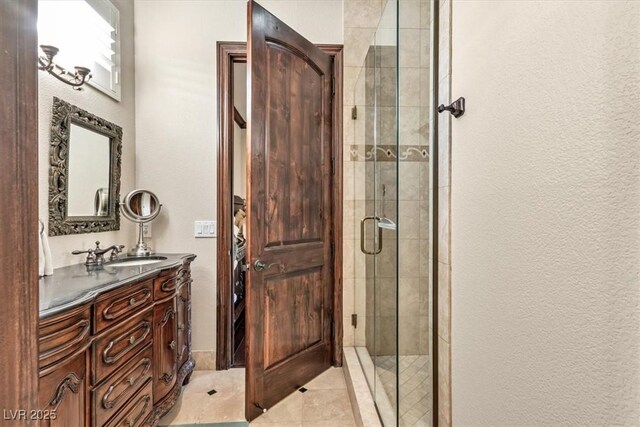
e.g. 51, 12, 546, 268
183, 371, 193, 386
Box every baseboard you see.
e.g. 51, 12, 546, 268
192, 350, 216, 370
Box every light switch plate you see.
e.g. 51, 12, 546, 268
194, 220, 216, 238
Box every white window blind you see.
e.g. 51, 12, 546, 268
38, 0, 121, 101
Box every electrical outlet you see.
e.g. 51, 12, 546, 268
194, 220, 216, 238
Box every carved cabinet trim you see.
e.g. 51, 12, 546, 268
48, 372, 82, 410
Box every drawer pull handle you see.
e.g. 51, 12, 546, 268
123, 394, 151, 426
102, 358, 151, 409
102, 288, 151, 321
160, 278, 176, 293
160, 362, 177, 384
103, 321, 151, 365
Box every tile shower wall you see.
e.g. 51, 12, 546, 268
397, 0, 431, 358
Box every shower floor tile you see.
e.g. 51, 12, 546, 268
375, 355, 431, 427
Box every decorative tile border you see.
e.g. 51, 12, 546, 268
349, 144, 430, 162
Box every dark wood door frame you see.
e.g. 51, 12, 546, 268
0, 0, 40, 419
216, 41, 343, 371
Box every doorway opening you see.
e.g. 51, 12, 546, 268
215, 39, 345, 379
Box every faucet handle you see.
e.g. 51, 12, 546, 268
110, 245, 125, 261
72, 248, 97, 266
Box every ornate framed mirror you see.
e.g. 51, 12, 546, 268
48, 97, 123, 235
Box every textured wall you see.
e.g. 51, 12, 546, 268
450, 1, 640, 424
134, 0, 343, 357
38, 0, 136, 268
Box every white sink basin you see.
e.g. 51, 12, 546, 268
108, 256, 167, 267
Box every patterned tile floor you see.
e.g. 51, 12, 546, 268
159, 367, 356, 427
375, 355, 431, 427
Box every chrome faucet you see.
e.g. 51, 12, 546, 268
72, 241, 125, 266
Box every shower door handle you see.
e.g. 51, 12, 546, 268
360, 216, 383, 255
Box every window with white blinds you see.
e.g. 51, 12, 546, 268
38, 0, 121, 101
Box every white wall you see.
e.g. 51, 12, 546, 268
38, 0, 136, 268
134, 0, 343, 355
450, 1, 640, 425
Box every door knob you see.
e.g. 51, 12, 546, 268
253, 259, 279, 272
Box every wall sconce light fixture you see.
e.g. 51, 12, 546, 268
38, 45, 92, 90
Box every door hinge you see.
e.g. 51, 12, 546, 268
330, 241, 335, 256
331, 76, 335, 96
351, 106, 357, 120
331, 319, 335, 339
351, 314, 358, 328
331, 157, 335, 175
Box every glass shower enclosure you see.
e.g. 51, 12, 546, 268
350, 0, 433, 425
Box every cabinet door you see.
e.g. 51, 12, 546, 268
176, 281, 190, 367
38, 350, 88, 427
153, 297, 177, 403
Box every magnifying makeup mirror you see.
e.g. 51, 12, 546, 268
120, 189, 162, 256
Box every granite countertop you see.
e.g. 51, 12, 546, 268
39, 253, 196, 319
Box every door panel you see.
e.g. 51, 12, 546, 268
153, 298, 177, 404
246, 0, 334, 421
38, 350, 88, 427
264, 269, 323, 368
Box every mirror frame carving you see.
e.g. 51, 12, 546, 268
48, 97, 123, 236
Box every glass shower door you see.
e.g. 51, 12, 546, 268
352, 0, 433, 425
355, 0, 400, 424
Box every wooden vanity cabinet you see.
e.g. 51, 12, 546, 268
38, 257, 196, 427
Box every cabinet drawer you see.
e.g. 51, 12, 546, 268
94, 280, 153, 334
39, 305, 91, 370
154, 268, 179, 300
103, 379, 153, 427
93, 309, 153, 386
92, 344, 153, 427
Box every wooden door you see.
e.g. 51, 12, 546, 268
246, 0, 335, 420
0, 0, 39, 420
153, 298, 177, 403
